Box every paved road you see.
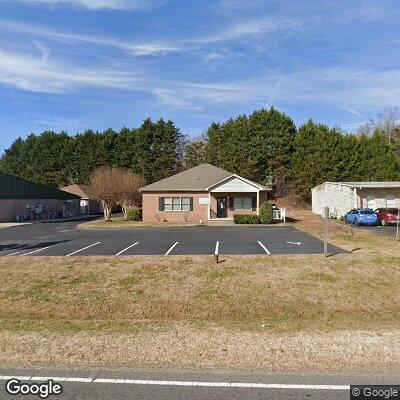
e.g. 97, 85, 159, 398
0, 368, 398, 400
0, 220, 345, 256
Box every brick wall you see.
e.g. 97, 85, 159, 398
142, 191, 269, 223
0, 199, 80, 222
142, 192, 209, 223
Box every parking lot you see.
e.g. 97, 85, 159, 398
0, 220, 346, 257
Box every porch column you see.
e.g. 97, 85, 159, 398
353, 188, 358, 208
257, 191, 260, 216
208, 192, 211, 220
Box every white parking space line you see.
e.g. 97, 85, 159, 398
67, 242, 101, 257
19, 243, 61, 256
7, 250, 23, 256
257, 241, 271, 254
0, 375, 350, 390
116, 242, 139, 256
165, 242, 179, 255
215, 241, 220, 256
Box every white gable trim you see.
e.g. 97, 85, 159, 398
207, 174, 264, 192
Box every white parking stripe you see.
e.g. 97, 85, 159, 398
116, 242, 139, 256
258, 241, 271, 254
7, 250, 23, 256
215, 241, 219, 255
67, 242, 101, 257
19, 243, 61, 256
0, 375, 350, 390
165, 242, 179, 255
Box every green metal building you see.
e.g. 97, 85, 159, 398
0, 172, 80, 222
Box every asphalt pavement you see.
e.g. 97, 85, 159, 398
0, 220, 345, 256
0, 368, 398, 400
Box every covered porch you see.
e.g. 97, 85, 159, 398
206, 175, 269, 221
209, 192, 266, 220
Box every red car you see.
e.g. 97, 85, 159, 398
375, 208, 400, 225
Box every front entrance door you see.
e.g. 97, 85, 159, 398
217, 197, 228, 218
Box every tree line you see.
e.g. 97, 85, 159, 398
0, 118, 185, 188
1, 108, 399, 204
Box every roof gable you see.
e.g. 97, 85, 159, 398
209, 176, 264, 192
61, 184, 96, 199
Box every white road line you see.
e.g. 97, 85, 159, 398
258, 241, 271, 254
19, 243, 61, 256
67, 242, 101, 257
0, 375, 349, 390
116, 242, 139, 256
7, 250, 23, 256
215, 241, 219, 255
165, 242, 179, 256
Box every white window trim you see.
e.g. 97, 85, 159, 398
233, 197, 253, 211
164, 197, 191, 212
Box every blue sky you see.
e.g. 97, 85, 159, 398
1, 0, 400, 151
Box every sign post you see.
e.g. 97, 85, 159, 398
324, 206, 329, 257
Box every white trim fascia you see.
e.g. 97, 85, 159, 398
206, 174, 265, 192
315, 181, 400, 190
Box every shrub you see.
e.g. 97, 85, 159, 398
234, 214, 260, 224
126, 208, 142, 221
259, 202, 274, 224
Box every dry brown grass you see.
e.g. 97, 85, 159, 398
1, 328, 398, 373
1, 210, 400, 372
285, 206, 400, 256
0, 254, 399, 334
79, 217, 206, 229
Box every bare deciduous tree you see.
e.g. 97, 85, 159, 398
90, 166, 123, 221
377, 106, 400, 143
356, 122, 374, 137
90, 166, 145, 221
361, 106, 400, 143
118, 170, 145, 219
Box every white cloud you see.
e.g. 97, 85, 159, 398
194, 18, 303, 44
149, 67, 400, 112
3, 0, 165, 10
0, 16, 301, 59
0, 19, 181, 56
338, 106, 366, 118
0, 49, 137, 93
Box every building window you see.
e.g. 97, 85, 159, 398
164, 197, 191, 211
233, 197, 252, 210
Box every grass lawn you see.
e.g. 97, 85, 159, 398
0, 209, 399, 372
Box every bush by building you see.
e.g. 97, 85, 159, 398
234, 214, 260, 224
259, 202, 274, 224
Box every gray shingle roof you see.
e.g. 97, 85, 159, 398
61, 184, 97, 199
139, 164, 235, 192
